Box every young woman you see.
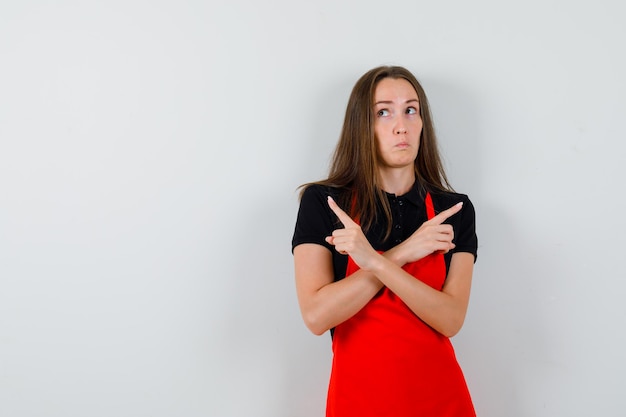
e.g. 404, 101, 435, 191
292, 66, 478, 416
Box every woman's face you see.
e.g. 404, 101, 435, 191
373, 77, 423, 170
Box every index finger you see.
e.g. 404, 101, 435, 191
429, 201, 463, 225
327, 196, 358, 227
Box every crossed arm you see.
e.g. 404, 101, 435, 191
293, 197, 474, 337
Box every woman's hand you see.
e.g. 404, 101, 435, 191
394, 202, 463, 265
325, 196, 380, 271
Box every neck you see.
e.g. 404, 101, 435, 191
378, 167, 416, 195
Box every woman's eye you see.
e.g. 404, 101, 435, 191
406, 107, 417, 115
377, 109, 389, 117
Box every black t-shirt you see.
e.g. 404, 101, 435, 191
292, 182, 478, 281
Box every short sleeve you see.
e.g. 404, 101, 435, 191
291, 185, 337, 253
451, 194, 478, 262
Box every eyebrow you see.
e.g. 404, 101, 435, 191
374, 98, 419, 106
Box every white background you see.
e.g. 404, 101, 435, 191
1, 1, 625, 416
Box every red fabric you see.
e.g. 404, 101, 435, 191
326, 193, 475, 417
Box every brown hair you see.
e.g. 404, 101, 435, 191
302, 65, 453, 238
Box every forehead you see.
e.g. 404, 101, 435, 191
374, 78, 418, 102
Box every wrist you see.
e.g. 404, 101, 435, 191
384, 245, 407, 266
369, 251, 394, 276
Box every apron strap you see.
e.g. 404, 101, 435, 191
425, 192, 435, 220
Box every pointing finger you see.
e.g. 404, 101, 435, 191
429, 201, 463, 225
327, 196, 358, 227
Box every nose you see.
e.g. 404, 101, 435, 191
395, 122, 407, 135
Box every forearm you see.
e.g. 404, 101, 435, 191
304, 269, 382, 335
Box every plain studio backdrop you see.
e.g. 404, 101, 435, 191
1, 1, 624, 416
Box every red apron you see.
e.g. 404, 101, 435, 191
326, 193, 475, 417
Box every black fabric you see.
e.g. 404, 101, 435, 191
292, 182, 478, 281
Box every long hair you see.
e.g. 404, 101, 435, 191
302, 66, 453, 239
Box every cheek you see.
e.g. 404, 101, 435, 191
374, 128, 389, 146
414, 120, 424, 138
373, 123, 384, 140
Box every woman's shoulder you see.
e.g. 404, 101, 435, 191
293, 183, 344, 251
430, 188, 478, 258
